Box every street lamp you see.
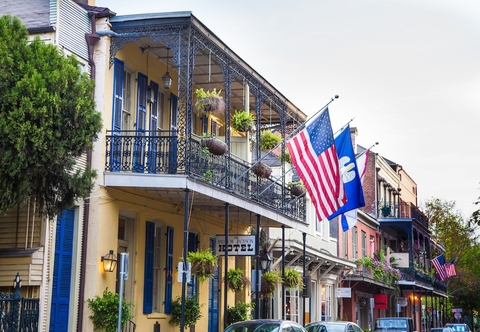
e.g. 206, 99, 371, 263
260, 251, 272, 271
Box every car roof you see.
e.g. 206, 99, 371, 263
306, 322, 356, 326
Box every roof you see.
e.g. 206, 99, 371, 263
0, 0, 52, 32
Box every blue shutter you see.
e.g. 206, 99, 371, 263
50, 208, 75, 331
187, 233, 199, 297
164, 226, 174, 314
110, 58, 124, 171
143, 222, 155, 314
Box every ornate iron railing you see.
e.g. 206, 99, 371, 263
378, 201, 429, 228
105, 130, 307, 223
0, 293, 39, 332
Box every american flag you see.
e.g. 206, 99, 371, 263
445, 260, 457, 278
286, 108, 346, 221
431, 254, 447, 281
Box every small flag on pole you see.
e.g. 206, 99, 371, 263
286, 108, 346, 221
327, 125, 366, 231
431, 254, 447, 281
445, 260, 457, 278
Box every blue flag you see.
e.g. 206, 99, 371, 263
327, 125, 365, 229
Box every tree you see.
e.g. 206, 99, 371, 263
0, 15, 102, 217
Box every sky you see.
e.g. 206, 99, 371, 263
96, 0, 480, 219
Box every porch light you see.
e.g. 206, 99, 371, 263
162, 48, 173, 90
101, 250, 117, 272
260, 251, 272, 271
13, 272, 22, 289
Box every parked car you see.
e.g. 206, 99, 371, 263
224, 319, 307, 332
444, 324, 471, 332
430, 328, 454, 332
305, 321, 363, 332
374, 317, 414, 332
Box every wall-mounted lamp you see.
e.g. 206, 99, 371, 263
101, 250, 118, 273
162, 48, 173, 90
13, 272, 22, 289
259, 251, 272, 271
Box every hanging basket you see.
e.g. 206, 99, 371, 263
251, 162, 272, 178
195, 88, 225, 117
290, 185, 306, 197
201, 138, 228, 155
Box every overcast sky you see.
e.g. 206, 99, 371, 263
96, 0, 480, 219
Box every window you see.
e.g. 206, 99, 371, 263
123, 67, 134, 130
352, 227, 358, 259
143, 222, 173, 314
286, 288, 300, 323
342, 231, 347, 258
361, 231, 367, 257
370, 235, 375, 257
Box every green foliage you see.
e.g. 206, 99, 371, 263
283, 268, 304, 289
287, 180, 304, 188
226, 268, 250, 292
86, 288, 134, 332
231, 110, 255, 132
278, 151, 292, 164
169, 295, 203, 328
187, 248, 218, 283
0, 15, 102, 217
195, 88, 225, 116
259, 130, 281, 151
261, 270, 282, 297
226, 301, 254, 325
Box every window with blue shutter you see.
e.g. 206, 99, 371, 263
187, 232, 199, 297
143, 222, 155, 314
164, 226, 174, 313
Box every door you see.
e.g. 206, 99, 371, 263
208, 237, 219, 332
133, 73, 148, 173
168, 93, 178, 174
110, 59, 124, 171
148, 81, 159, 173
49, 208, 75, 331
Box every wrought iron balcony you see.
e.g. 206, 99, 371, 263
104, 130, 307, 223
378, 201, 429, 228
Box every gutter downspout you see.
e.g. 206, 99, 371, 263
77, 12, 100, 332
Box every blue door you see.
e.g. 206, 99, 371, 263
148, 81, 159, 173
49, 208, 75, 331
208, 237, 219, 332
168, 93, 178, 174
110, 59, 124, 171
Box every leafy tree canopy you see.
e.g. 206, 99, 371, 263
0, 15, 102, 217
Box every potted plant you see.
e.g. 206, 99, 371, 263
251, 162, 272, 178
187, 248, 218, 283
195, 88, 225, 116
259, 130, 281, 151
380, 205, 391, 217
169, 295, 203, 328
232, 110, 255, 132
226, 268, 251, 292
201, 133, 228, 156
226, 301, 254, 325
87, 288, 134, 332
283, 268, 304, 289
261, 270, 282, 298
288, 180, 306, 196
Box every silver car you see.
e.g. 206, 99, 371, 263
305, 321, 363, 332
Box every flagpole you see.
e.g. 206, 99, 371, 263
231, 95, 339, 186
356, 142, 379, 158
333, 118, 355, 136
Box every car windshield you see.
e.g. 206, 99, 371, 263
446, 325, 468, 332
225, 322, 281, 332
375, 320, 408, 329
323, 324, 348, 332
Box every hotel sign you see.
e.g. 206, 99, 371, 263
216, 235, 256, 256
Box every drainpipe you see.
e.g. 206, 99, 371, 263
77, 12, 100, 332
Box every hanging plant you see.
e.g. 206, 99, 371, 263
169, 295, 203, 328
226, 268, 251, 292
261, 270, 282, 298
259, 130, 281, 151
195, 88, 225, 116
187, 248, 218, 283
283, 268, 304, 289
251, 162, 272, 179
288, 180, 306, 197
232, 110, 256, 132
201, 134, 228, 155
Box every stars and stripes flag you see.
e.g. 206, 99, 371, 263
431, 254, 447, 281
445, 260, 457, 278
286, 108, 346, 221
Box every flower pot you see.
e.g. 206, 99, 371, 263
290, 185, 305, 196
252, 162, 272, 178
201, 138, 228, 155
